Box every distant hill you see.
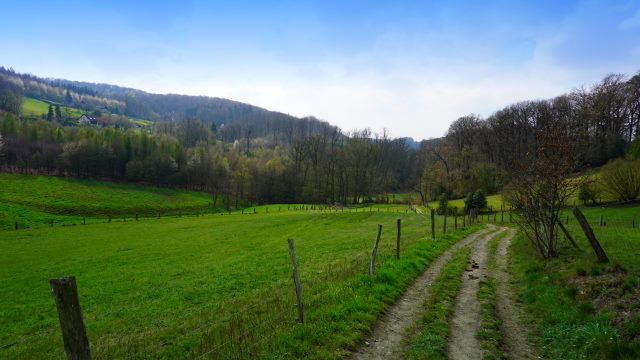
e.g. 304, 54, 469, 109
0, 66, 338, 145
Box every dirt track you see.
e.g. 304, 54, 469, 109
350, 225, 536, 360
350, 227, 493, 360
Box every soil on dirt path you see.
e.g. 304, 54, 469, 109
350, 227, 493, 360
494, 228, 539, 360
447, 227, 503, 360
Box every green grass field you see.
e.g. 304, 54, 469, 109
511, 204, 640, 359
21, 97, 85, 119
20, 97, 153, 127
0, 210, 481, 359
0, 173, 218, 230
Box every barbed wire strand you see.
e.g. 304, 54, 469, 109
0, 326, 59, 350
193, 307, 292, 360
121, 294, 288, 360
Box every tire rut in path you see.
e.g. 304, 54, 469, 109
447, 226, 503, 360
350, 227, 493, 360
494, 228, 539, 360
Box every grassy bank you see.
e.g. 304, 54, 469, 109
510, 204, 640, 359
0, 173, 219, 229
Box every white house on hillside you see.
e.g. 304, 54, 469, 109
77, 114, 98, 126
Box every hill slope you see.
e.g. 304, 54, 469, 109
1, 67, 338, 145
0, 173, 219, 229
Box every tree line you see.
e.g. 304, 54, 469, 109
413, 72, 640, 203
0, 111, 413, 207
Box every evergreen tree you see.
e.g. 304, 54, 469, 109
55, 105, 62, 123
464, 192, 474, 211
436, 192, 448, 215
46, 104, 53, 122
472, 189, 487, 210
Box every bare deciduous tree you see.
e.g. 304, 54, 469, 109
505, 119, 583, 258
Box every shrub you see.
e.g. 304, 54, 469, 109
578, 181, 599, 205
600, 158, 640, 201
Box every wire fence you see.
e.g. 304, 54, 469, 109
5, 203, 422, 232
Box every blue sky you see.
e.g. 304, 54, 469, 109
2, 0, 640, 139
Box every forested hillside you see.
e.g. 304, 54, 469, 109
1, 67, 639, 207
0, 67, 337, 146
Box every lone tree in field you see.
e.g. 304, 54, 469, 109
505, 120, 583, 259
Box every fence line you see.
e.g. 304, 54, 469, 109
193, 307, 292, 360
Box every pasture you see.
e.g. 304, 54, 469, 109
0, 210, 480, 359
0, 173, 216, 230
20, 97, 85, 119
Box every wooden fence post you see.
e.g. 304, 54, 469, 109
443, 214, 447, 233
49, 277, 91, 360
431, 209, 436, 239
573, 207, 609, 263
287, 239, 304, 324
135, 214, 139, 221
83, 217, 86, 225
15, 222, 18, 230
369, 224, 382, 276
51, 219, 54, 228
396, 219, 401, 260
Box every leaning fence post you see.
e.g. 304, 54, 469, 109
287, 239, 304, 324
431, 209, 436, 239
396, 219, 401, 260
50, 277, 91, 360
369, 224, 383, 276
573, 207, 609, 263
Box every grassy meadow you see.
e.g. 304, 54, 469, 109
21, 97, 85, 119
0, 173, 217, 230
1, 209, 481, 359
20, 97, 153, 127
